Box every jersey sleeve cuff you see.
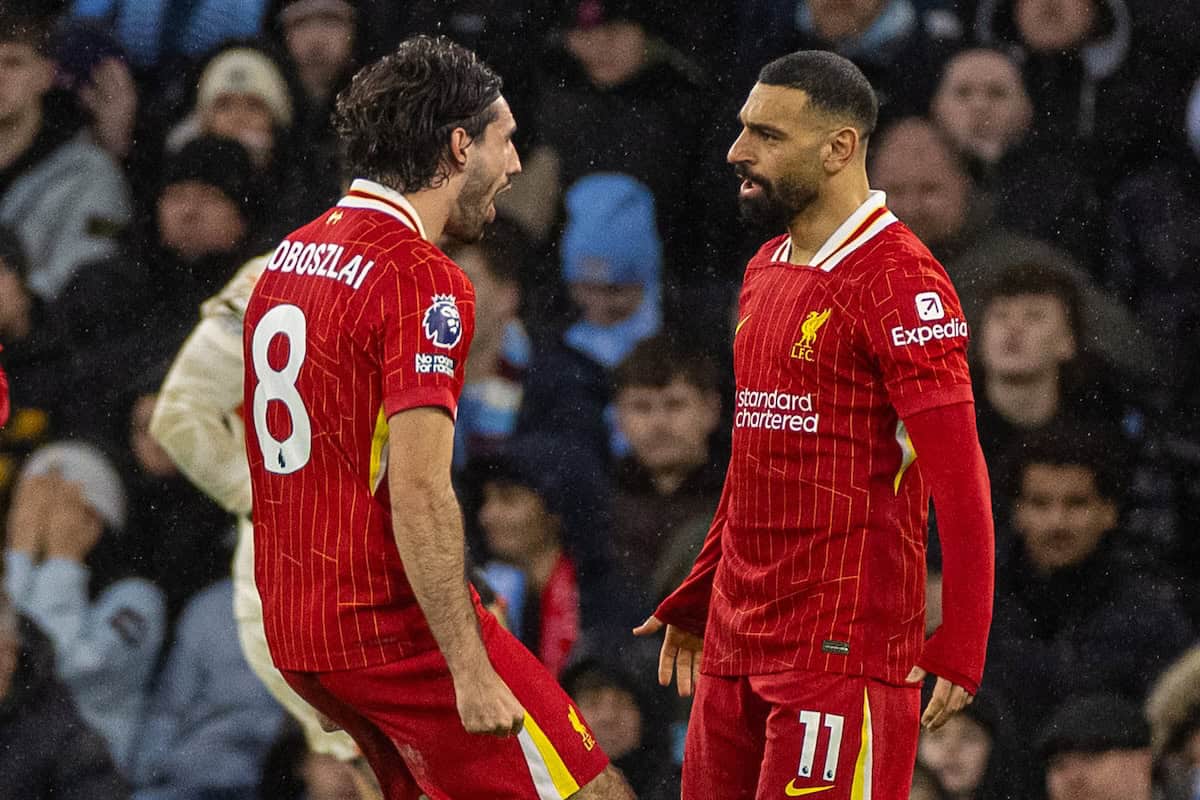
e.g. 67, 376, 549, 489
385, 386, 458, 419
893, 384, 974, 420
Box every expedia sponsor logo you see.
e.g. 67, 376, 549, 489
735, 389, 819, 433
890, 318, 968, 347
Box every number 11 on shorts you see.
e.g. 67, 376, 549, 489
798, 710, 844, 781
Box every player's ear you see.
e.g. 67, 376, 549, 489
448, 127, 472, 171
824, 127, 860, 174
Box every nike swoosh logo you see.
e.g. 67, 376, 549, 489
736, 314, 752, 335
785, 781, 835, 797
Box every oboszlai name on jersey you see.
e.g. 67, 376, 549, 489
265, 239, 376, 290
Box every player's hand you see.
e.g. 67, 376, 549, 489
906, 666, 973, 731
452, 665, 526, 737
634, 615, 704, 697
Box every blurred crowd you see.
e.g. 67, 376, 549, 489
0, 1, 1198, 799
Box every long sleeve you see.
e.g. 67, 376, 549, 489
149, 255, 267, 516
652, 474, 731, 637
904, 401, 994, 694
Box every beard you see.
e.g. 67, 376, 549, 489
735, 166, 819, 233
445, 164, 496, 243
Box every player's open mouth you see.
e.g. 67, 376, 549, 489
740, 178, 763, 199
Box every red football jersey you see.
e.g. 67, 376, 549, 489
657, 192, 974, 684
244, 179, 477, 672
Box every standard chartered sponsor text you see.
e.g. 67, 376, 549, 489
736, 388, 819, 433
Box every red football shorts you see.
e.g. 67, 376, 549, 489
282, 610, 609, 800
682, 668, 921, 800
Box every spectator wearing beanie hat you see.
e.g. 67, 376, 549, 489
168, 46, 292, 172
1038, 693, 1154, 800
561, 173, 662, 369
3, 440, 167, 773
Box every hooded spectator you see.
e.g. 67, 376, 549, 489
561, 173, 662, 369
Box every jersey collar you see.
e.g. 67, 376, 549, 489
772, 190, 897, 272
337, 179, 428, 240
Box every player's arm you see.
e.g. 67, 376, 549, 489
386, 406, 525, 737
633, 474, 731, 695
902, 402, 994, 729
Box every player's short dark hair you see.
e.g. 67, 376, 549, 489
613, 335, 719, 398
334, 35, 502, 193
758, 50, 879, 138
1012, 427, 1123, 507
442, 217, 531, 286
985, 261, 1084, 343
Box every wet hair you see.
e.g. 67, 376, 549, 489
334, 35, 502, 193
758, 50, 879, 138
613, 335, 719, 397
1013, 426, 1124, 507
984, 261, 1084, 343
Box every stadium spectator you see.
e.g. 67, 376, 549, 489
123, 390, 232, 622
53, 20, 139, 162
1145, 646, 1200, 800
1038, 693, 1154, 800
69, 0, 270, 72
3, 441, 166, 772
561, 658, 681, 800
973, 263, 1139, 507
869, 117, 1152, 379
534, 1, 710, 279
560, 173, 662, 369
910, 761, 950, 800
109, 135, 259, 387
475, 437, 592, 678
917, 691, 1028, 800
927, 45, 1100, 263
736, 0, 963, 120
1106, 70, 1200, 372
987, 431, 1192, 739
0, 7, 131, 300
130, 578, 285, 800
610, 336, 724, 617
441, 223, 533, 469
929, 47, 1032, 168
264, 0, 362, 223
258, 719, 379, 800
0, 587, 130, 800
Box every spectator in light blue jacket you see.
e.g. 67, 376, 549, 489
131, 579, 285, 800
3, 440, 166, 772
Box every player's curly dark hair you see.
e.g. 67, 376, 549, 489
334, 35, 502, 193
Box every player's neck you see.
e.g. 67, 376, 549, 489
402, 187, 454, 243
785, 175, 871, 265
987, 370, 1061, 427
